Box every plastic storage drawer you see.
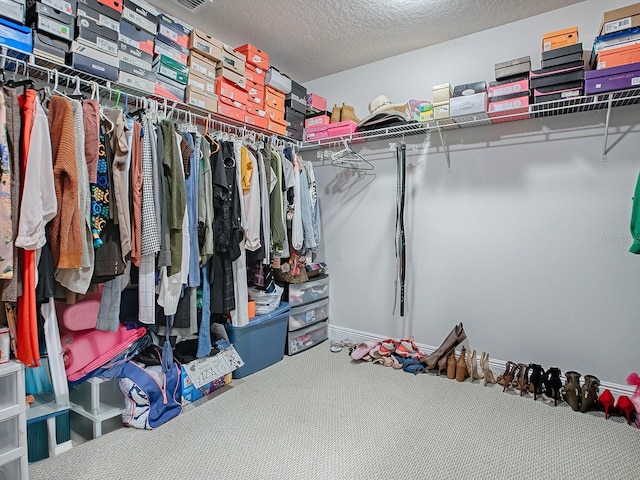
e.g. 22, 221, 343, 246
288, 297, 329, 331
287, 274, 329, 306
226, 302, 290, 379
0, 416, 20, 458
286, 320, 328, 355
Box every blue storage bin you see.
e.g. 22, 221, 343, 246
0, 17, 32, 54
226, 302, 290, 379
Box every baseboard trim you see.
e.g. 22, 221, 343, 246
328, 324, 636, 398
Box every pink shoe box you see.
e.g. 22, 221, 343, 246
327, 120, 358, 137
306, 130, 330, 141
306, 93, 327, 112
305, 123, 328, 134
305, 115, 330, 129
488, 92, 530, 123
488, 76, 529, 98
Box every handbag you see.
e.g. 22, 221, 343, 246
273, 253, 308, 284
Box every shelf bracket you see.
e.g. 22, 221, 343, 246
602, 94, 614, 162
435, 125, 451, 171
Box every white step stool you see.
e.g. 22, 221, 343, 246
69, 377, 124, 438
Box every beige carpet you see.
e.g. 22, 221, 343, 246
28, 343, 640, 480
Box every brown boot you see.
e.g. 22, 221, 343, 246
340, 103, 360, 123
446, 351, 457, 379
420, 323, 466, 370
481, 352, 497, 385
330, 105, 341, 123
456, 347, 468, 382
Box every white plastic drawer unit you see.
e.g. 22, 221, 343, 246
288, 298, 329, 331
0, 416, 20, 457
286, 320, 328, 355
287, 274, 329, 306
0, 366, 19, 415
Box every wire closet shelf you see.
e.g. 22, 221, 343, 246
0, 52, 297, 147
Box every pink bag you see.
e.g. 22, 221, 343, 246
60, 324, 147, 382
55, 288, 102, 331
628, 372, 640, 429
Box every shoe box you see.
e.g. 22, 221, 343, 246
265, 67, 291, 94
596, 42, 640, 70
118, 16, 153, 59
450, 81, 489, 125
76, 12, 118, 56
215, 76, 247, 104
189, 28, 222, 62
76, 0, 119, 20
33, 29, 68, 62
245, 62, 266, 85
27, 1, 75, 41
235, 43, 268, 70
68, 40, 118, 81
217, 97, 245, 123
155, 39, 186, 65
157, 12, 190, 50
264, 85, 285, 123
487, 76, 530, 122
0, 16, 33, 54
590, 27, 640, 69
121, 0, 155, 35
216, 63, 246, 90
155, 75, 185, 103
541, 43, 583, 70
187, 73, 216, 100
286, 78, 306, 114
599, 2, 640, 36
432, 83, 453, 103
188, 50, 217, 83
185, 86, 218, 113
76, 1, 119, 34
245, 79, 265, 109
285, 108, 304, 140
0, 0, 27, 24
244, 110, 269, 131
585, 61, 640, 95
530, 63, 584, 101
306, 93, 327, 114
494, 56, 531, 81
153, 54, 187, 85
542, 26, 579, 52
304, 112, 330, 129
267, 117, 286, 135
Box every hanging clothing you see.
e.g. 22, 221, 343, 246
198, 136, 214, 266
231, 140, 249, 327
269, 150, 285, 256
140, 112, 160, 255
180, 131, 200, 288
243, 147, 262, 252
0, 91, 12, 280
130, 120, 143, 266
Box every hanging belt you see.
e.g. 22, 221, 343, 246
394, 143, 406, 317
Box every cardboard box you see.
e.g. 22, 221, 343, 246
591, 27, 640, 68
533, 90, 583, 103
245, 62, 266, 85
542, 26, 578, 52
118, 40, 151, 63
245, 79, 264, 99
0, 0, 26, 24
189, 28, 222, 62
68, 45, 118, 81
118, 69, 154, 93
287, 127, 303, 141
118, 17, 153, 55
219, 94, 246, 112
285, 108, 304, 130
529, 64, 584, 89
215, 76, 247, 103
220, 43, 246, 76
596, 43, 640, 70
585, 61, 640, 95
289, 79, 306, 100
77, 12, 117, 39
181, 370, 231, 405
235, 43, 268, 69
40, 0, 76, 17
245, 103, 266, 117
285, 95, 305, 114
600, 2, 640, 35
244, 112, 268, 130
264, 85, 285, 112
217, 100, 245, 122
157, 12, 190, 49
494, 56, 531, 80
180, 344, 241, 391
76, 0, 119, 21
187, 73, 216, 99
265, 104, 285, 123
453, 81, 487, 97
118, 48, 151, 70
450, 91, 488, 117
120, 58, 155, 82
154, 39, 186, 64
306, 93, 326, 112
327, 120, 357, 137
216, 65, 246, 90
153, 53, 188, 84
267, 117, 287, 135
33, 30, 67, 62
487, 92, 530, 123
542, 51, 583, 69
188, 50, 217, 81
186, 86, 218, 113
433, 101, 450, 120
305, 114, 329, 129
488, 76, 529, 98
155, 77, 185, 103
76, 23, 118, 56
70, 39, 118, 67
432, 83, 453, 102
532, 81, 583, 97
265, 67, 291, 94
28, 2, 75, 41
121, 0, 155, 35
246, 93, 263, 108
95, 0, 121, 14
306, 129, 329, 141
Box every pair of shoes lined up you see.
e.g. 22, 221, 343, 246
497, 363, 563, 405
597, 372, 640, 426
329, 103, 360, 123
562, 371, 602, 413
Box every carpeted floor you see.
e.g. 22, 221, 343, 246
28, 343, 640, 480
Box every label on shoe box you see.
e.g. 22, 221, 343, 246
76, 4, 119, 32
188, 51, 217, 81
36, 14, 73, 40
76, 0, 120, 21
70, 40, 118, 67
118, 69, 154, 93
118, 49, 151, 71
122, 0, 156, 35
118, 18, 153, 55
120, 59, 155, 82
41, 0, 75, 16
76, 25, 118, 56
187, 74, 216, 98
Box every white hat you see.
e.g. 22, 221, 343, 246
358, 95, 411, 128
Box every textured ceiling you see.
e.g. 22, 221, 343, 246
154, 0, 584, 82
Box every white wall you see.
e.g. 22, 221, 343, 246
305, 0, 640, 386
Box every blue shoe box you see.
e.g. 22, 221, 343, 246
226, 302, 290, 379
0, 16, 32, 53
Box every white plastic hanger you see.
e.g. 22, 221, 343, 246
331, 139, 374, 171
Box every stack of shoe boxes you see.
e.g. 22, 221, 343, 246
304, 94, 329, 141
118, 0, 156, 92
586, 3, 640, 95
154, 12, 190, 103
531, 26, 584, 104
214, 43, 247, 121
187, 29, 219, 111
285, 79, 306, 141
264, 67, 290, 135
69, 0, 119, 81
26, 0, 74, 66
450, 81, 490, 127
488, 56, 531, 123
432, 83, 458, 130
0, 0, 32, 58
237, 43, 268, 130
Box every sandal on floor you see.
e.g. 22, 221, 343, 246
351, 341, 378, 360
330, 341, 343, 353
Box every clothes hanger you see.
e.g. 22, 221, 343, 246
331, 139, 374, 171
97, 83, 115, 135
204, 115, 220, 154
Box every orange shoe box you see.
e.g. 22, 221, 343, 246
246, 103, 266, 116
217, 101, 245, 123
596, 43, 640, 70
264, 85, 285, 113
267, 117, 287, 135
215, 77, 248, 104
542, 26, 578, 52
246, 94, 264, 109
235, 43, 269, 69
245, 79, 265, 100
245, 63, 266, 85
219, 95, 246, 111
265, 105, 285, 123
244, 112, 269, 130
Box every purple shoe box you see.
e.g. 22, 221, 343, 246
585, 62, 640, 95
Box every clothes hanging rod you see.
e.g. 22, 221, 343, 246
0, 52, 300, 149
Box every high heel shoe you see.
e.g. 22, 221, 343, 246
498, 361, 517, 392
446, 350, 457, 379
481, 352, 497, 385
597, 389, 615, 419
615, 395, 635, 425
515, 363, 530, 396
420, 323, 466, 371
466, 350, 483, 382
579, 375, 600, 413
456, 347, 468, 382
543, 367, 562, 406
563, 371, 582, 412
528, 363, 545, 401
